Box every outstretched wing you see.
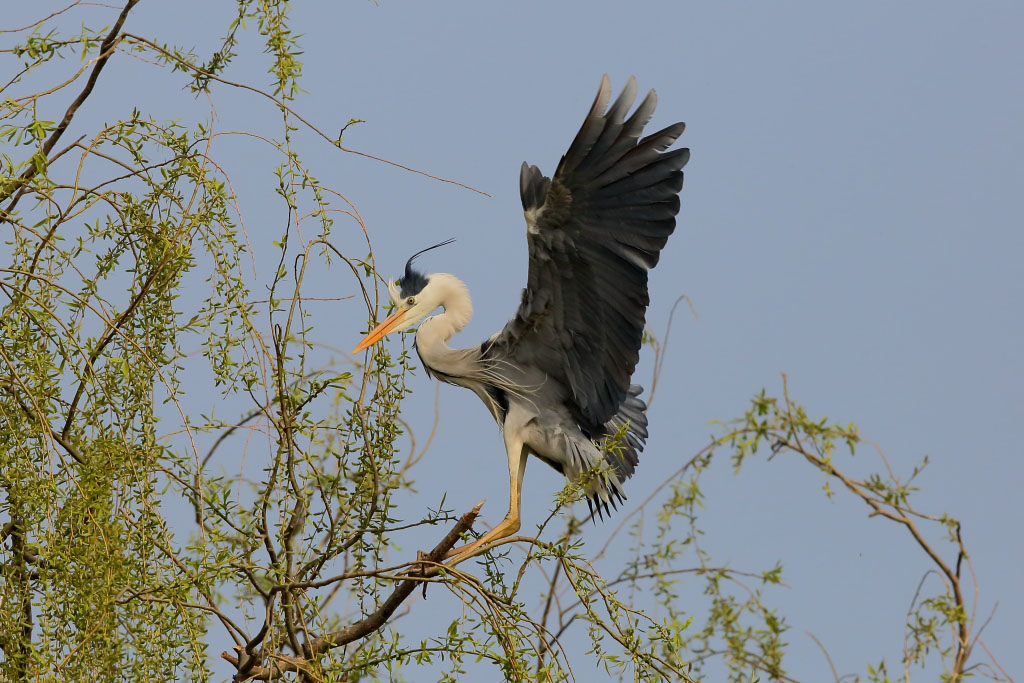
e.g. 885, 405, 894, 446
489, 75, 688, 434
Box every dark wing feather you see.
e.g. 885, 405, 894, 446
490, 75, 688, 433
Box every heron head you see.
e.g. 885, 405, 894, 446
351, 239, 454, 353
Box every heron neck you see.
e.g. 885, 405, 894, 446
417, 273, 473, 347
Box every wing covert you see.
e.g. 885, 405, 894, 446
490, 75, 688, 434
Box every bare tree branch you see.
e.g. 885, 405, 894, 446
224, 502, 483, 681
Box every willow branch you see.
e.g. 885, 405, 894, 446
1, 0, 141, 216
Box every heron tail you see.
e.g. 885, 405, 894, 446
586, 384, 648, 519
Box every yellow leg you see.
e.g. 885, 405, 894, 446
445, 437, 527, 565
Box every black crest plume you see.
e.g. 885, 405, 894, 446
399, 238, 455, 298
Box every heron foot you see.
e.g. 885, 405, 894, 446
443, 515, 520, 566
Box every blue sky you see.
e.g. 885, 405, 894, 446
6, 1, 1022, 680
290, 3, 1023, 678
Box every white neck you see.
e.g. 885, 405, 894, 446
418, 272, 473, 346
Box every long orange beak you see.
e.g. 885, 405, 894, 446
352, 308, 408, 353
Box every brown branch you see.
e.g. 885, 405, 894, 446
1, 382, 86, 465
120, 33, 491, 197
806, 630, 841, 683
647, 293, 697, 407
224, 501, 483, 681
0, 1, 89, 35
777, 375, 971, 680
1, 0, 141, 217
535, 555, 563, 671
3, 512, 33, 678
61, 245, 170, 440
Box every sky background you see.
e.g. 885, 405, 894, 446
6, 1, 1023, 680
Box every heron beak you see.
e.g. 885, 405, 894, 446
352, 308, 408, 353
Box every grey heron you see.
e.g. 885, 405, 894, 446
353, 75, 688, 563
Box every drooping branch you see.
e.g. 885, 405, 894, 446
1, 512, 34, 679
1, 0, 142, 217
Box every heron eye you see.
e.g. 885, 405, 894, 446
406, 297, 415, 306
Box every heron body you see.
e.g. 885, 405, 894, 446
354, 75, 688, 562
